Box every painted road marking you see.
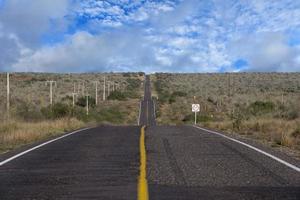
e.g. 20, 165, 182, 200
193, 126, 300, 173
0, 127, 92, 167
138, 126, 149, 200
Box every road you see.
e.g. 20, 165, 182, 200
0, 126, 140, 199
139, 75, 156, 126
140, 76, 300, 199
0, 75, 299, 199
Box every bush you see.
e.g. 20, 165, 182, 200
108, 91, 126, 101
41, 103, 71, 119
232, 112, 244, 131
95, 107, 125, 124
285, 110, 299, 120
16, 102, 43, 122
182, 114, 212, 123
172, 91, 187, 97
76, 96, 96, 107
169, 95, 176, 104
248, 101, 275, 116
124, 90, 140, 99
126, 78, 141, 90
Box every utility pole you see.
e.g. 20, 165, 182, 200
82, 82, 85, 96
46, 80, 56, 105
77, 82, 80, 95
93, 81, 99, 105
72, 92, 77, 107
7, 72, 10, 119
86, 94, 90, 115
112, 81, 115, 92
107, 81, 110, 97
73, 82, 76, 93
103, 76, 106, 101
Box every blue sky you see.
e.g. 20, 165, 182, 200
0, 0, 299, 72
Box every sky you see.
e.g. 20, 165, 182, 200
0, 0, 300, 73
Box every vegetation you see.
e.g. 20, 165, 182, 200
0, 118, 84, 153
0, 72, 144, 154
153, 73, 300, 153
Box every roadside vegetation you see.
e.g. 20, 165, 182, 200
153, 73, 300, 154
0, 72, 144, 153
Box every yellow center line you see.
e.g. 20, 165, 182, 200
138, 126, 149, 200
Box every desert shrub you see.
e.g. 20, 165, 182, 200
108, 91, 126, 100
182, 114, 212, 123
62, 95, 73, 102
126, 78, 140, 90
172, 91, 187, 97
291, 128, 300, 138
168, 95, 176, 104
41, 103, 71, 119
232, 112, 244, 131
16, 102, 44, 121
95, 107, 125, 124
248, 101, 275, 116
158, 92, 170, 104
30, 77, 47, 82
182, 114, 193, 122
199, 115, 213, 122
121, 78, 141, 99
76, 96, 96, 107
71, 107, 89, 121
138, 72, 145, 77
285, 110, 299, 120
123, 73, 131, 77
124, 90, 140, 99
207, 96, 216, 105
167, 91, 188, 104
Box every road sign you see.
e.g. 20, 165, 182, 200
192, 104, 200, 112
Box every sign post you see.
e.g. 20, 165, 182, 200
192, 104, 200, 125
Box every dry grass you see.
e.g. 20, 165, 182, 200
204, 118, 300, 151
0, 118, 85, 153
153, 73, 300, 153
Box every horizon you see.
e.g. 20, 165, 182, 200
2, 71, 300, 75
0, 0, 300, 73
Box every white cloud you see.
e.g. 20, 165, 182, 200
1, 0, 300, 72
0, 0, 70, 47
230, 32, 300, 71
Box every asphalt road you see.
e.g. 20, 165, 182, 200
139, 75, 156, 126
146, 126, 300, 200
141, 76, 300, 199
0, 126, 140, 200
0, 75, 299, 200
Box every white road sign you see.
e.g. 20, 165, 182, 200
192, 104, 200, 112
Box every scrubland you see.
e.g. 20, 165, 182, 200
0, 72, 144, 153
153, 73, 300, 154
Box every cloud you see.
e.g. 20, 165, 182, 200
0, 0, 300, 72
0, 34, 21, 69
230, 32, 300, 72
0, 0, 70, 47
12, 30, 157, 72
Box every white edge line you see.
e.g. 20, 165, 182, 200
138, 101, 142, 126
192, 125, 300, 173
0, 127, 92, 167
